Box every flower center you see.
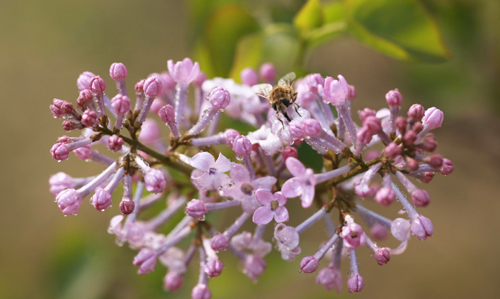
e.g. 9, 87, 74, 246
351, 232, 358, 238
270, 200, 279, 211
208, 167, 217, 175
240, 183, 254, 196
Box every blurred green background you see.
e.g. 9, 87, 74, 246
1, 0, 500, 298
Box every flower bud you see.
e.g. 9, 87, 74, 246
375, 187, 395, 206
282, 146, 298, 161
192, 284, 211, 299
299, 256, 319, 273
111, 94, 131, 114
143, 77, 162, 97
370, 223, 388, 240
210, 234, 229, 251
403, 130, 417, 145
347, 274, 364, 293
411, 215, 433, 240
363, 116, 382, 133
109, 62, 128, 81
408, 104, 425, 120
49, 172, 73, 196
77, 71, 95, 91
91, 188, 112, 211
359, 108, 376, 123
119, 200, 135, 215
208, 87, 231, 110
56, 188, 82, 216
204, 259, 224, 277
77, 89, 94, 108
164, 271, 183, 292
385, 142, 401, 159
108, 135, 124, 152
185, 199, 207, 218
440, 158, 454, 175
81, 110, 98, 127
144, 169, 166, 193
224, 129, 240, 146
50, 143, 69, 161
374, 248, 390, 265
385, 89, 402, 106
411, 189, 430, 207
259, 63, 276, 83
89, 76, 106, 94
422, 107, 444, 130
240, 67, 258, 86
135, 79, 145, 93
158, 104, 176, 123
74, 145, 92, 160
133, 248, 157, 274
289, 122, 305, 139
396, 116, 407, 132
138, 119, 160, 144
391, 218, 411, 241
356, 127, 372, 145
233, 135, 252, 156
303, 119, 322, 137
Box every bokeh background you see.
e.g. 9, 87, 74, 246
1, 0, 500, 298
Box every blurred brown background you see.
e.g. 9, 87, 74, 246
1, 0, 500, 298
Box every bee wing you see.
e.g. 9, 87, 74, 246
251, 84, 273, 99
278, 72, 296, 87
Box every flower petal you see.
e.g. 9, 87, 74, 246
187, 62, 200, 83
230, 164, 250, 185
274, 191, 287, 206
255, 189, 274, 206
274, 206, 289, 223
286, 157, 306, 177
252, 176, 277, 191
213, 153, 231, 173
281, 178, 304, 198
253, 206, 274, 225
190, 152, 215, 172
300, 185, 315, 208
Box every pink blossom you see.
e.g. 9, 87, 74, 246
253, 190, 289, 225
190, 152, 231, 190
167, 58, 200, 87
347, 274, 364, 293
221, 164, 275, 213
244, 254, 267, 281
323, 75, 349, 105
55, 188, 82, 215
282, 157, 316, 208
411, 215, 433, 240
144, 169, 167, 193
339, 220, 367, 250
164, 271, 183, 292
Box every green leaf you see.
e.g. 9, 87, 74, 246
261, 24, 301, 74
229, 33, 264, 82
324, 1, 345, 24
345, 0, 450, 62
204, 5, 260, 76
298, 2, 347, 56
293, 0, 324, 34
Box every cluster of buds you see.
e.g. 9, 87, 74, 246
48, 59, 453, 296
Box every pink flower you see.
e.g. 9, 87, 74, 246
167, 58, 200, 87
281, 157, 316, 208
243, 254, 267, 281
323, 75, 349, 105
252, 190, 289, 225
347, 274, 364, 293
274, 224, 301, 261
422, 107, 444, 130
339, 220, 367, 250
190, 152, 232, 190
144, 169, 167, 193
221, 164, 276, 213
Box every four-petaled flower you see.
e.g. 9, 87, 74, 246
221, 164, 276, 213
281, 157, 316, 208
190, 152, 231, 190
253, 190, 289, 225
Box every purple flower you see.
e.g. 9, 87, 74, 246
323, 75, 349, 105
274, 224, 301, 261
281, 157, 316, 208
190, 152, 232, 190
167, 58, 200, 87
221, 164, 276, 213
339, 218, 367, 250
252, 190, 289, 225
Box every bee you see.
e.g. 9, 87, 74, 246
252, 72, 301, 128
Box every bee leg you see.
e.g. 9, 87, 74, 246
276, 112, 285, 129
283, 112, 292, 122
293, 103, 301, 117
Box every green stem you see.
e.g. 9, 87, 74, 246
330, 157, 382, 186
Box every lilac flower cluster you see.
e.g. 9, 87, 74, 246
48, 59, 453, 296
